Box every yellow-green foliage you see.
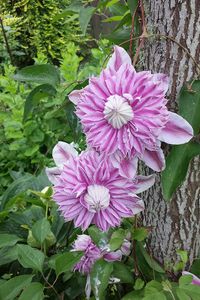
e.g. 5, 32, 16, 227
0, 0, 89, 64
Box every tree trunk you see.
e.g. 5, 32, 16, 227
142, 0, 200, 268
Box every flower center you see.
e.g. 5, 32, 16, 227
84, 184, 110, 213
103, 95, 133, 129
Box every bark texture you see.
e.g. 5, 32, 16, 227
142, 0, 200, 267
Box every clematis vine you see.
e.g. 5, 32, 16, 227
46, 141, 154, 231
71, 234, 132, 275
69, 46, 193, 172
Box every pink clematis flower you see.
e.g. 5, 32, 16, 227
46, 142, 154, 231
182, 271, 200, 286
69, 46, 193, 172
71, 235, 101, 274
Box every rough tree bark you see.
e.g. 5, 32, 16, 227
142, 0, 200, 267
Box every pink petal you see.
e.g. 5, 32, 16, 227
142, 148, 165, 172
52, 141, 78, 168
151, 73, 169, 94
118, 157, 138, 179
68, 89, 84, 105
133, 175, 156, 194
159, 112, 193, 144
107, 46, 132, 72
131, 199, 144, 214
45, 167, 61, 184
104, 250, 122, 262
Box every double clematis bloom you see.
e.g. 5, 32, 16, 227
46, 142, 154, 231
69, 46, 193, 172
72, 234, 131, 275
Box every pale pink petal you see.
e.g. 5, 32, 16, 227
142, 148, 165, 172
111, 153, 138, 179
152, 73, 169, 94
52, 141, 78, 168
45, 167, 61, 184
107, 46, 132, 72
131, 199, 144, 214
133, 174, 156, 193
68, 89, 84, 105
159, 112, 193, 144
104, 250, 122, 262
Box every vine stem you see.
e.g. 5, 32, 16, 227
129, 2, 139, 61
119, 34, 200, 76
0, 17, 14, 65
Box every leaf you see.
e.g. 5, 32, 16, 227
177, 250, 188, 264
122, 290, 144, 300
23, 84, 57, 121
112, 261, 133, 283
18, 282, 44, 300
162, 81, 200, 200
0, 275, 33, 300
133, 227, 148, 241
32, 218, 52, 244
106, 0, 120, 8
179, 80, 200, 135
17, 244, 45, 272
143, 280, 167, 300
0, 234, 22, 248
55, 251, 83, 276
13, 64, 60, 86
0, 246, 18, 266
79, 6, 95, 35
102, 15, 123, 22
87, 226, 108, 248
134, 278, 145, 290
127, 0, 138, 15
139, 243, 165, 273
109, 228, 125, 251
91, 259, 113, 300
161, 142, 200, 200
1, 172, 50, 210
177, 275, 200, 300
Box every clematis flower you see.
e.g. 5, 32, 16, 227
46, 141, 153, 231
69, 46, 193, 172
182, 271, 200, 286
71, 235, 101, 274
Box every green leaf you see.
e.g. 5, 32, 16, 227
13, 64, 60, 86
112, 261, 133, 283
0, 275, 33, 300
87, 226, 108, 247
139, 243, 165, 273
0, 234, 22, 248
79, 7, 95, 35
133, 227, 148, 241
32, 218, 52, 244
18, 282, 44, 300
177, 275, 200, 300
102, 15, 123, 22
127, 0, 138, 15
17, 244, 45, 272
162, 80, 200, 200
23, 84, 56, 121
143, 280, 167, 300
179, 81, 200, 135
161, 142, 200, 200
91, 259, 113, 300
134, 278, 145, 290
176, 288, 190, 300
0, 246, 18, 266
55, 251, 83, 276
122, 290, 144, 300
106, 0, 120, 7
177, 250, 188, 264
109, 228, 125, 251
